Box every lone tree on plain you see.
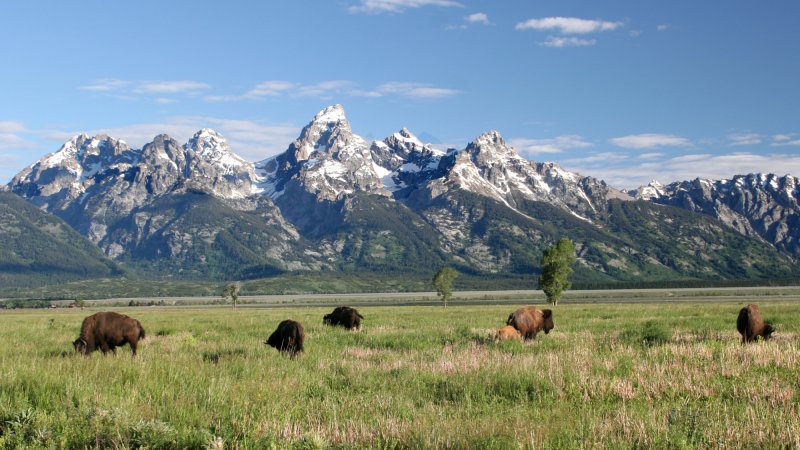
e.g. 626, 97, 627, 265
432, 267, 459, 308
538, 238, 577, 305
222, 282, 241, 308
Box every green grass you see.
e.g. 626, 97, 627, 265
0, 300, 799, 448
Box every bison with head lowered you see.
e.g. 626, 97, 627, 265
506, 306, 554, 341
323, 306, 364, 330
73, 311, 146, 356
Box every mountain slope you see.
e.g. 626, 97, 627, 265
0, 192, 120, 287
6, 104, 798, 284
633, 174, 800, 259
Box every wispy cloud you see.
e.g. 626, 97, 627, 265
540, 36, 597, 47
79, 79, 131, 92
80, 79, 210, 102
209, 80, 459, 101
133, 81, 210, 94
610, 133, 692, 149
373, 82, 460, 99
0, 121, 28, 134
466, 12, 489, 24
509, 135, 592, 155
657, 24, 671, 32
0, 122, 37, 150
727, 132, 761, 146
771, 133, 800, 146
349, 0, 462, 14
516, 17, 623, 34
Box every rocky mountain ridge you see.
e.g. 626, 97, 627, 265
6, 104, 798, 282
632, 174, 800, 259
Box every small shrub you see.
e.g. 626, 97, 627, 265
621, 320, 672, 348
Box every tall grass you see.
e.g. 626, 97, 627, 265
0, 301, 798, 448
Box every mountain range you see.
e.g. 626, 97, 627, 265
4, 105, 799, 287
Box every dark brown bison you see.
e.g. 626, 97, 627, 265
506, 306, 554, 340
323, 306, 364, 330
737, 304, 774, 344
494, 325, 522, 342
265, 320, 305, 356
73, 311, 146, 356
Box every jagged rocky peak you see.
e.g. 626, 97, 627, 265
381, 127, 442, 160
41, 133, 130, 168
289, 104, 359, 162
184, 128, 246, 169
140, 134, 186, 166
631, 180, 665, 200
465, 130, 519, 164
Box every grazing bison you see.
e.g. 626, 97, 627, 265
506, 306, 554, 341
266, 320, 305, 356
323, 306, 364, 330
737, 304, 774, 344
73, 312, 146, 356
494, 325, 522, 342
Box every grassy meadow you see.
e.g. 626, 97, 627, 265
0, 298, 799, 449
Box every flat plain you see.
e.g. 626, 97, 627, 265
0, 291, 798, 449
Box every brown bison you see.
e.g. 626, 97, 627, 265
506, 306, 554, 340
494, 325, 522, 342
266, 320, 305, 356
737, 304, 774, 344
323, 306, 364, 330
73, 311, 146, 356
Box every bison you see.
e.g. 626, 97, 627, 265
265, 320, 305, 356
737, 304, 774, 344
73, 311, 146, 356
506, 306, 554, 341
494, 325, 522, 342
323, 306, 364, 330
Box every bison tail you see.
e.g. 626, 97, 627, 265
139, 326, 146, 340
357, 312, 364, 319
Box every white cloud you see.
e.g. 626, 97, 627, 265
79, 79, 131, 92
639, 152, 665, 160
509, 135, 592, 155
134, 81, 210, 94
540, 36, 597, 47
727, 132, 761, 146
771, 133, 800, 146
80, 79, 210, 102
375, 82, 460, 99
0, 121, 28, 134
516, 17, 622, 34
349, 0, 462, 14
773, 134, 793, 142
245, 81, 298, 98
610, 133, 692, 149
0, 133, 30, 150
210, 80, 460, 101
657, 24, 671, 31
466, 13, 489, 24
0, 122, 36, 151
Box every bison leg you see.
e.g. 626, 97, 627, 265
130, 340, 138, 356
99, 341, 111, 354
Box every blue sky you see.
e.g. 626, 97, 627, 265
1, 0, 798, 188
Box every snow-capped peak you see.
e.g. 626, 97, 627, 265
631, 180, 665, 200
473, 130, 506, 148
313, 104, 348, 125
184, 128, 246, 169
